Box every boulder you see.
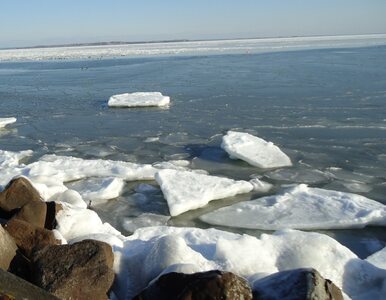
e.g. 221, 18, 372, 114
134, 270, 253, 300
31, 239, 115, 300
4, 218, 60, 257
12, 201, 47, 228
0, 268, 59, 300
252, 268, 343, 300
0, 226, 17, 270
12, 201, 62, 229
0, 177, 42, 212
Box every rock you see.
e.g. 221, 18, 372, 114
12, 201, 62, 230
134, 270, 253, 300
252, 268, 343, 300
0, 177, 42, 212
4, 218, 60, 257
31, 239, 115, 300
0, 226, 17, 270
0, 268, 59, 300
12, 200, 47, 228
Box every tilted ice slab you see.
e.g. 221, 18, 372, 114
0, 117, 16, 128
366, 247, 386, 270
200, 184, 386, 230
154, 169, 254, 216
66, 177, 125, 205
221, 131, 292, 169
114, 226, 386, 300
26, 154, 158, 182
108, 92, 170, 107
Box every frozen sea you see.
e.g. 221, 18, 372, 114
1, 35, 386, 259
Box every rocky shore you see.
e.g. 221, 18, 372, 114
0, 176, 345, 299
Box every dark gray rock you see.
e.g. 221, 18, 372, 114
252, 268, 343, 300
0, 268, 59, 300
0, 177, 42, 212
0, 225, 17, 270
134, 270, 253, 300
31, 239, 115, 300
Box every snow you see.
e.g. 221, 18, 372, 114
0, 117, 16, 128
0, 149, 32, 169
108, 92, 170, 107
66, 177, 125, 205
115, 226, 386, 300
221, 131, 292, 169
154, 169, 254, 216
200, 184, 386, 230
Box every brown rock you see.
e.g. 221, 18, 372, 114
0, 225, 17, 270
4, 218, 60, 257
13, 200, 47, 228
252, 268, 343, 300
0, 177, 42, 212
134, 270, 253, 300
31, 239, 115, 300
0, 268, 59, 300
12, 201, 62, 230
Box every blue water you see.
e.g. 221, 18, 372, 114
1, 45, 386, 257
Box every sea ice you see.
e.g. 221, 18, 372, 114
26, 154, 158, 182
0, 117, 16, 128
122, 213, 170, 233
0, 149, 32, 169
366, 247, 386, 270
108, 92, 170, 107
221, 131, 292, 168
116, 226, 386, 300
200, 184, 386, 230
154, 169, 253, 216
66, 177, 125, 205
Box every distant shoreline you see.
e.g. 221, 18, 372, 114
2, 32, 386, 51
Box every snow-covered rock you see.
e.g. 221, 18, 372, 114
155, 169, 253, 216
221, 131, 292, 168
115, 226, 386, 300
0, 117, 16, 128
108, 92, 170, 107
200, 184, 386, 230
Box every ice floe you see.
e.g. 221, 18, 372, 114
200, 184, 386, 230
114, 226, 386, 300
108, 92, 170, 107
66, 177, 125, 205
221, 131, 292, 169
366, 247, 386, 270
154, 169, 254, 216
26, 154, 158, 182
0, 117, 16, 128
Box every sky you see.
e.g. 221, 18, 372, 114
1, 0, 386, 48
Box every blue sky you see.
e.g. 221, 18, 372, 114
1, 0, 386, 48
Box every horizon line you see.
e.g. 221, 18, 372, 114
2, 32, 386, 51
